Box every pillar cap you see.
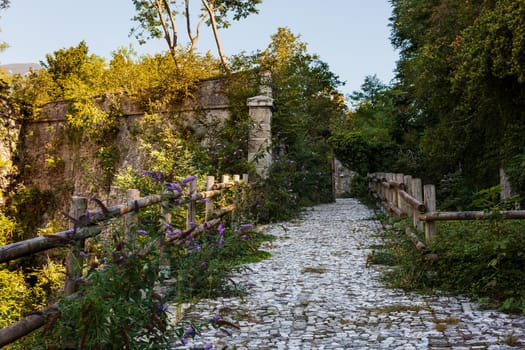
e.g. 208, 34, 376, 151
247, 95, 274, 107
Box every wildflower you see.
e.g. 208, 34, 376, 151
205, 344, 213, 350
184, 327, 194, 337
156, 303, 168, 314
239, 224, 254, 231
168, 229, 181, 237
217, 223, 225, 235
209, 315, 222, 324
167, 183, 183, 194
241, 234, 248, 240
163, 223, 172, 230
152, 172, 163, 181
79, 251, 87, 258
180, 175, 196, 185
137, 229, 148, 235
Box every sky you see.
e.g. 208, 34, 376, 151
0, 0, 399, 96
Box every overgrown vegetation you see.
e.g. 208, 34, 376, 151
1, 17, 345, 347
370, 212, 525, 315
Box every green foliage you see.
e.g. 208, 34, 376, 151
0, 268, 29, 328
0, 258, 64, 349
168, 223, 271, 300
388, 0, 525, 199
37, 202, 271, 348
248, 28, 345, 220
4, 185, 58, 240
0, 211, 15, 245
130, 0, 261, 67
44, 226, 170, 349
381, 218, 525, 314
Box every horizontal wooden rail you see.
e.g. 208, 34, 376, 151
420, 210, 525, 221
0, 174, 248, 347
368, 172, 525, 246
398, 190, 426, 213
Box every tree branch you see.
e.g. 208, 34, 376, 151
201, 0, 230, 71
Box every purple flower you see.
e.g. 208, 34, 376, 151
79, 251, 87, 258
217, 223, 225, 235
202, 198, 210, 203
168, 229, 181, 237
142, 170, 163, 181
184, 327, 194, 336
137, 229, 148, 235
205, 344, 213, 350
167, 183, 183, 194
164, 223, 172, 230
209, 315, 222, 324
239, 224, 254, 231
218, 235, 224, 247
156, 303, 168, 314
241, 234, 248, 240
180, 175, 196, 185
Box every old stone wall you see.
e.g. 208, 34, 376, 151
0, 97, 19, 205
16, 77, 272, 218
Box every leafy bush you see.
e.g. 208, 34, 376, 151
381, 217, 525, 314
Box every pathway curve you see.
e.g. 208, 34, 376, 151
175, 198, 525, 350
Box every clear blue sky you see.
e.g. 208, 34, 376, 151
0, 0, 398, 96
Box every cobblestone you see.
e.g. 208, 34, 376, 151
173, 198, 525, 349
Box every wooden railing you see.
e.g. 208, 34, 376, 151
367, 172, 525, 249
0, 174, 248, 347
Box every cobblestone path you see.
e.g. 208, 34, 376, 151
175, 198, 525, 350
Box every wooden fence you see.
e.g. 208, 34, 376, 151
367, 172, 525, 250
0, 174, 248, 347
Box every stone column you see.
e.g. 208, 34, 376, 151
500, 167, 512, 200
247, 95, 273, 179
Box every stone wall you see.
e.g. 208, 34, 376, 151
0, 97, 19, 205
332, 158, 356, 197
16, 77, 272, 215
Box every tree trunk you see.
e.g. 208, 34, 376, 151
201, 0, 230, 71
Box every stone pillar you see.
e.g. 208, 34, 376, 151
247, 95, 273, 179
500, 167, 512, 200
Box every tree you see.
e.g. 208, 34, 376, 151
0, 0, 10, 54
130, 0, 261, 69
388, 0, 525, 203
259, 28, 346, 207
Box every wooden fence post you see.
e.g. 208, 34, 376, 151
125, 189, 140, 232
186, 177, 197, 230
205, 176, 215, 221
395, 173, 404, 213
385, 173, 394, 205
403, 175, 413, 216
424, 184, 437, 243
411, 178, 423, 230
64, 196, 88, 296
